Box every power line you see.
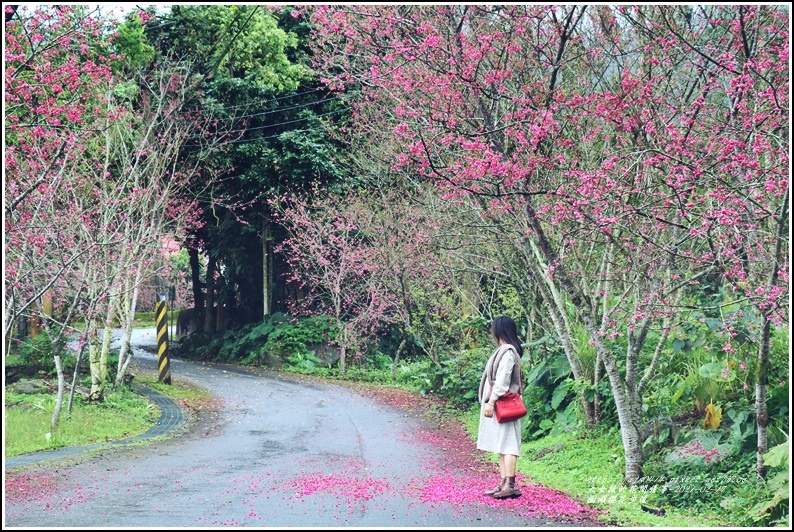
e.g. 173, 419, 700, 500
7, 105, 349, 140
190, 127, 328, 147
172, 85, 342, 116
185, 106, 349, 142
179, 92, 352, 122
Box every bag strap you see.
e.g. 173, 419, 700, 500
516, 350, 523, 396
492, 345, 523, 396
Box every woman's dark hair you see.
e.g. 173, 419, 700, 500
490, 315, 523, 358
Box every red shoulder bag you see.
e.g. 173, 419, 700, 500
493, 354, 526, 423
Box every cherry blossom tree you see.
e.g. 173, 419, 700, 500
272, 188, 394, 373
101, 58, 224, 389
5, 5, 233, 414
361, 189, 463, 374
5, 5, 118, 354
308, 4, 788, 484
5, 5, 126, 424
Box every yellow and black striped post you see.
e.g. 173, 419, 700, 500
155, 300, 172, 384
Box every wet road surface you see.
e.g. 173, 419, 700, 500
4, 327, 599, 528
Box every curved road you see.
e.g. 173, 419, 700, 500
5, 327, 598, 528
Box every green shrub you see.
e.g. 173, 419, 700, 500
285, 351, 325, 373
435, 347, 490, 408
520, 352, 594, 440
14, 331, 54, 366
393, 356, 436, 394
716, 440, 789, 526
263, 314, 337, 360
176, 313, 338, 366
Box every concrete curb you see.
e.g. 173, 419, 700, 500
5, 382, 185, 470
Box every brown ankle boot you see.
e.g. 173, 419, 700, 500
493, 476, 521, 499
483, 477, 505, 497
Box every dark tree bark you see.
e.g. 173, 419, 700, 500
188, 247, 205, 332
204, 255, 217, 334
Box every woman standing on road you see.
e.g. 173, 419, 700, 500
477, 315, 524, 499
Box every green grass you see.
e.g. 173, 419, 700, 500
460, 409, 732, 527
136, 375, 212, 402
4, 386, 158, 457
4, 376, 211, 459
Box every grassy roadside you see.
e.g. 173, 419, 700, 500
4, 374, 211, 459
459, 408, 733, 528
68, 311, 159, 330
288, 370, 724, 527
0, 367, 750, 527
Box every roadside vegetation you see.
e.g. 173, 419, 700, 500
179, 312, 792, 526
5, 382, 156, 457
5, 4, 788, 530
4, 311, 789, 527
4, 358, 211, 458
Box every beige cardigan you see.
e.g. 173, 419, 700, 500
477, 344, 522, 404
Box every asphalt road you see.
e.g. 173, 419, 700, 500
4, 327, 599, 528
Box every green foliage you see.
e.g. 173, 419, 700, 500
663, 431, 734, 469
6, 328, 81, 378
112, 14, 155, 72
140, 4, 346, 327
178, 313, 338, 366
284, 351, 324, 373
641, 423, 789, 527
152, 5, 305, 89
742, 440, 789, 526
435, 347, 490, 408
494, 286, 525, 328
648, 309, 788, 439
4, 385, 157, 457
12, 331, 54, 366
393, 356, 436, 394
317, 350, 396, 384
111, 79, 140, 103
263, 314, 337, 360
213, 313, 294, 363
520, 352, 589, 439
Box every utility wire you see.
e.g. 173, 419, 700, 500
8, 105, 350, 138
185, 106, 349, 142
188, 127, 325, 147
179, 92, 352, 122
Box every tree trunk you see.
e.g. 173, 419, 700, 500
2, 309, 13, 358
188, 247, 205, 331
68, 338, 87, 415
339, 344, 347, 374
87, 319, 103, 402
755, 320, 770, 479
338, 322, 347, 374
204, 255, 217, 333
525, 243, 596, 429
39, 310, 66, 431
392, 337, 407, 380
756, 190, 787, 478
51, 346, 65, 431
602, 354, 645, 484
594, 353, 602, 425
262, 217, 271, 317
525, 198, 646, 483
116, 274, 142, 386
98, 298, 115, 389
